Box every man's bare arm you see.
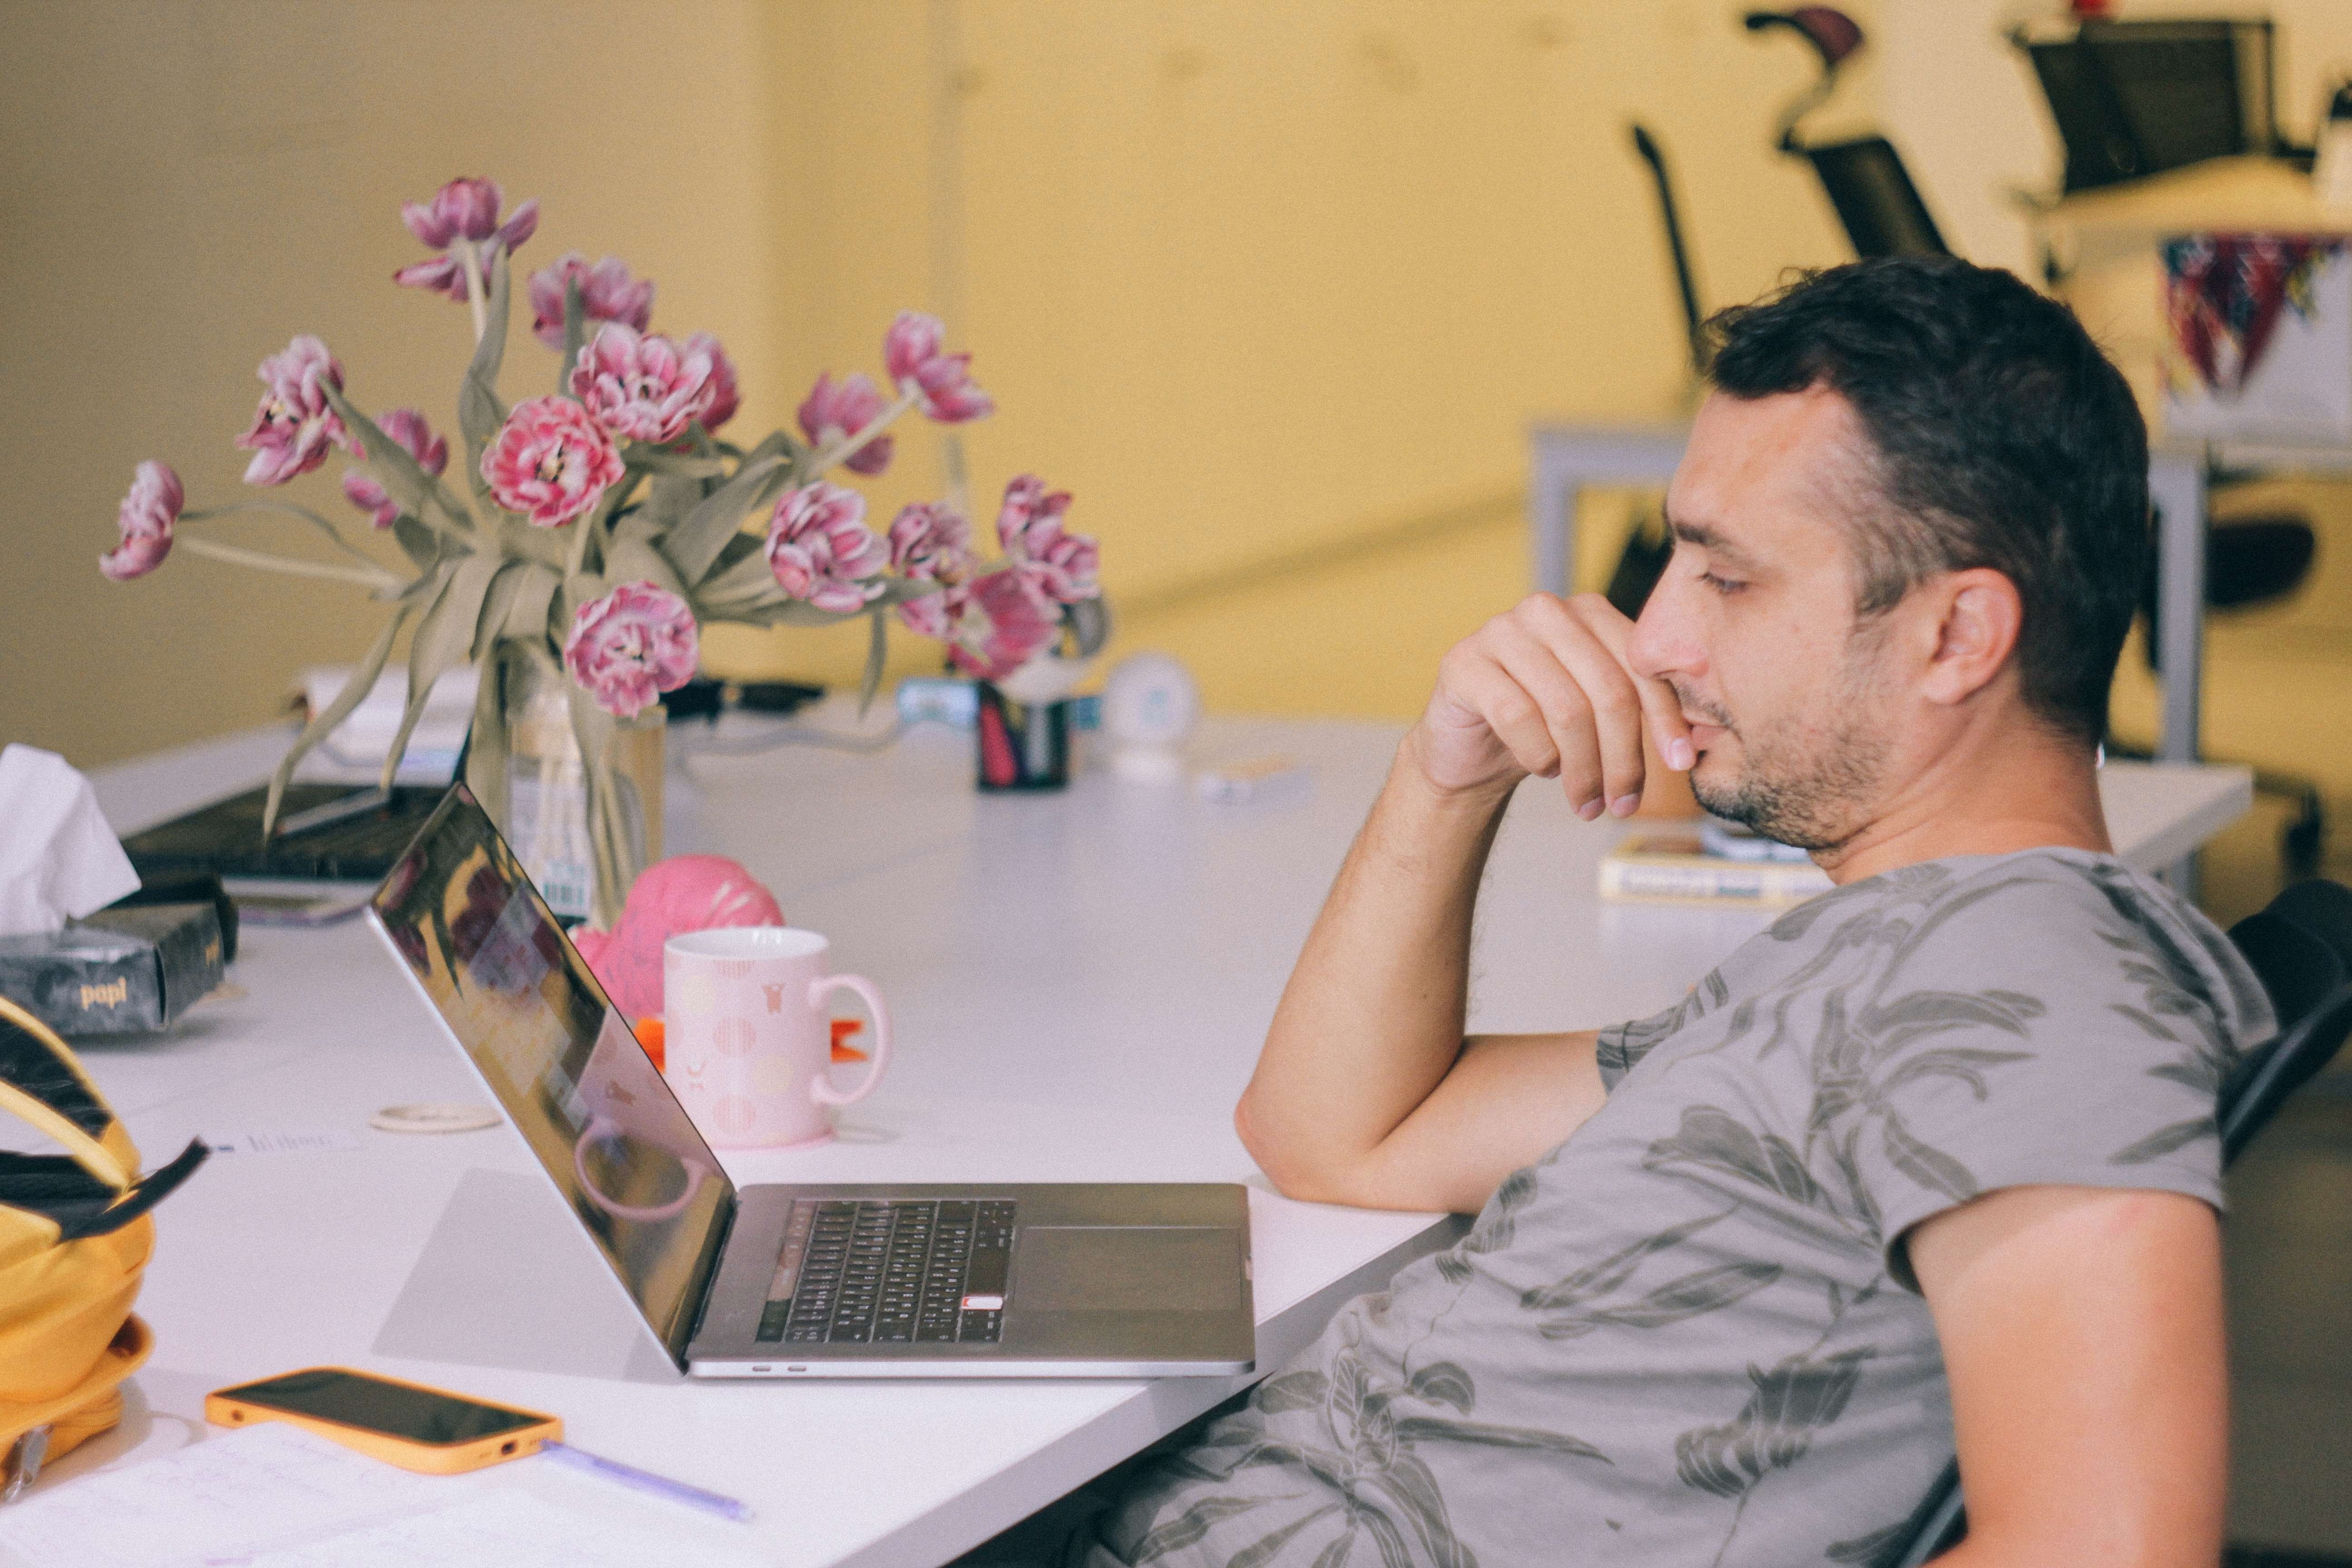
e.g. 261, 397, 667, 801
1908, 1185, 2228, 1567
1235, 595, 1691, 1215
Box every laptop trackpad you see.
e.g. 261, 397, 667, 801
1015, 1227, 1242, 1313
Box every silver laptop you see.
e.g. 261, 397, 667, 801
365, 785, 1255, 1379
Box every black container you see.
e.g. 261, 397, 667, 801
975, 683, 1070, 792
0, 902, 227, 1035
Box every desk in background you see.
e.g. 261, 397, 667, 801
48, 709, 2252, 1566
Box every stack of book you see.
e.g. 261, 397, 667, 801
1597, 823, 1831, 907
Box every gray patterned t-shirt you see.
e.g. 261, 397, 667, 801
1078, 848, 2274, 1568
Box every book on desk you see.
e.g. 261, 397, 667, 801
1598, 831, 1833, 907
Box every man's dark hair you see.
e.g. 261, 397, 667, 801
1703, 256, 2148, 744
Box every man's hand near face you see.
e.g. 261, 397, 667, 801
1234, 591, 1694, 1216
1416, 592, 1698, 814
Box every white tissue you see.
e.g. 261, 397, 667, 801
0, 745, 141, 937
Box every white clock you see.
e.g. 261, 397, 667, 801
1101, 652, 1200, 782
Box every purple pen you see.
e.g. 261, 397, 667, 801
538, 1440, 754, 1523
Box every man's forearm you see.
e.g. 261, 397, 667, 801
1236, 733, 1515, 1202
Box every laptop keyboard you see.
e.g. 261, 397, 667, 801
756, 1200, 1015, 1345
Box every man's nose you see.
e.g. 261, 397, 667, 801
1627, 578, 1699, 684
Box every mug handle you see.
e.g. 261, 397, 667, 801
808, 973, 891, 1107
572, 1116, 715, 1223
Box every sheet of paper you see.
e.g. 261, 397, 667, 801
0, 1423, 440, 1568
243, 1487, 771, 1568
0, 1423, 769, 1568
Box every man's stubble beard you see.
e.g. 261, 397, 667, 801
1677, 622, 1895, 854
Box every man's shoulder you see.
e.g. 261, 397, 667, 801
1862, 847, 2271, 1050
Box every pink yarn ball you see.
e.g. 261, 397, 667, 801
570, 855, 785, 1021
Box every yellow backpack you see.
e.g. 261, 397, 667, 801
0, 995, 205, 1499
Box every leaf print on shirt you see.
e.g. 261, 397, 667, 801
1807, 981, 2036, 1208
1434, 1167, 1536, 1286
2080, 873, 2241, 1166
1124, 1345, 1609, 1568
1676, 1346, 1875, 1498
1519, 1209, 1783, 1340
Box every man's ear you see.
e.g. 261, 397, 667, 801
1919, 568, 2022, 708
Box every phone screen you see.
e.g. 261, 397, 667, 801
219, 1369, 543, 1445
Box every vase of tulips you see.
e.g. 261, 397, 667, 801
101, 176, 1105, 924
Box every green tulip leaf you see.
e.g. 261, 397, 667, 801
560, 277, 588, 396
1069, 595, 1112, 659
465, 646, 512, 822
381, 550, 501, 789
325, 384, 477, 538
390, 513, 442, 573
625, 446, 727, 479
471, 560, 531, 665
666, 454, 786, 587
639, 472, 705, 540
606, 535, 689, 605
707, 597, 865, 629
687, 545, 786, 613
460, 245, 512, 461
859, 607, 887, 715
261, 598, 415, 839
500, 561, 564, 653
492, 510, 568, 572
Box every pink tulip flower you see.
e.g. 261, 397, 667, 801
529, 253, 655, 350
887, 500, 975, 638
99, 461, 183, 581
996, 474, 1100, 604
481, 396, 625, 526
563, 580, 699, 720
235, 335, 356, 486
341, 408, 449, 528
764, 482, 887, 614
887, 500, 974, 581
569, 324, 717, 445
393, 178, 538, 300
687, 332, 740, 430
797, 372, 895, 475
881, 310, 993, 423
945, 565, 1060, 681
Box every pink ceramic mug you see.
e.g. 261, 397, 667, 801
661, 927, 891, 1148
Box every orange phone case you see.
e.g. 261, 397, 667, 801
204, 1366, 562, 1475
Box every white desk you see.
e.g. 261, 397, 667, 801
41, 710, 2251, 1567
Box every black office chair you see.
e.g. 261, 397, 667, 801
1890, 877, 2352, 1567
1746, 8, 1952, 260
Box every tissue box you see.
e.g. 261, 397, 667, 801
0, 902, 226, 1035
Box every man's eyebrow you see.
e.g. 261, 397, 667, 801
1661, 506, 1763, 570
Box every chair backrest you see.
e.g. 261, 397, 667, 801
1889, 878, 2352, 1568
1799, 136, 1950, 260
2018, 18, 2281, 194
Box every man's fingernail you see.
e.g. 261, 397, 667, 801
1576, 797, 1605, 821
1667, 739, 1695, 771
1610, 794, 1641, 818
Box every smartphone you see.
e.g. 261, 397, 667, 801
205, 1367, 561, 1475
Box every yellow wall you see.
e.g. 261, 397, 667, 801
717, 0, 1877, 717
6, 0, 1876, 767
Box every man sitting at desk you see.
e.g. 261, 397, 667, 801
1075, 257, 2275, 1566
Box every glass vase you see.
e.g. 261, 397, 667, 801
481, 647, 664, 925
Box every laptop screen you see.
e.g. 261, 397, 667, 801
369, 785, 734, 1362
